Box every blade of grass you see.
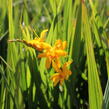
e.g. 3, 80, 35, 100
102, 79, 109, 109
82, 2, 103, 109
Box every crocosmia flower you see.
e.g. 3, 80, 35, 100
8, 29, 51, 51
51, 60, 72, 86
38, 40, 67, 69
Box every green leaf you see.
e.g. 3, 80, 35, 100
82, 2, 103, 109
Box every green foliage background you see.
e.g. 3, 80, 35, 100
0, 0, 109, 109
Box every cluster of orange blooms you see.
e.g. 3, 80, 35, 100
8, 29, 72, 86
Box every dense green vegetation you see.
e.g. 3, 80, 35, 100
0, 0, 109, 109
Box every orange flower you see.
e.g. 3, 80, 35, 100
8, 29, 51, 51
51, 60, 72, 86
38, 40, 67, 69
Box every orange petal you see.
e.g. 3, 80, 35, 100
67, 70, 72, 75
54, 58, 61, 68
40, 29, 48, 41
51, 73, 61, 86
46, 58, 51, 69
40, 42, 52, 50
38, 53, 47, 58
65, 70, 72, 80
62, 60, 72, 71
54, 40, 67, 50
54, 40, 62, 49
55, 50, 67, 57
52, 60, 62, 73
53, 79, 60, 86
51, 73, 60, 79
62, 41, 67, 49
